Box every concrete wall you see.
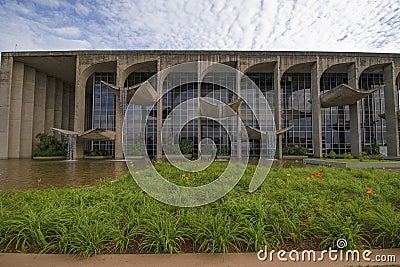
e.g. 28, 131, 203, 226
1, 51, 399, 158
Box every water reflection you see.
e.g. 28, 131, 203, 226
0, 160, 128, 191
0, 159, 304, 191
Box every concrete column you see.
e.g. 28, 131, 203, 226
156, 60, 163, 161
348, 63, 362, 157
74, 57, 86, 159
236, 61, 242, 159
69, 86, 75, 130
32, 72, 47, 148
62, 84, 70, 130
54, 80, 63, 129
0, 54, 13, 159
45, 77, 56, 134
274, 59, 282, 159
384, 63, 399, 156
115, 62, 124, 159
20, 67, 36, 158
311, 60, 322, 158
8, 62, 24, 158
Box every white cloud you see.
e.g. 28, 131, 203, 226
0, 0, 399, 53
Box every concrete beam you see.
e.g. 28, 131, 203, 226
69, 86, 74, 131
32, 72, 47, 149
384, 62, 399, 156
8, 61, 24, 158
20, 66, 36, 158
0, 54, 13, 159
45, 77, 56, 135
311, 60, 322, 158
348, 63, 362, 157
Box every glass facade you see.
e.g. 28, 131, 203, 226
281, 73, 312, 154
125, 72, 157, 157
243, 73, 274, 157
360, 73, 386, 153
320, 73, 350, 156
91, 73, 116, 155
163, 72, 198, 156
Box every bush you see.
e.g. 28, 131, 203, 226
376, 153, 384, 161
328, 151, 336, 159
84, 150, 111, 156
33, 133, 66, 157
283, 145, 308, 156
343, 152, 353, 160
179, 139, 193, 155
358, 151, 369, 162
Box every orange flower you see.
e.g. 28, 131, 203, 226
366, 187, 375, 194
307, 174, 314, 180
315, 172, 323, 179
287, 173, 291, 177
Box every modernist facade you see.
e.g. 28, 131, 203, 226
0, 50, 399, 159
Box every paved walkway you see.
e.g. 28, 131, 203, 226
0, 249, 399, 267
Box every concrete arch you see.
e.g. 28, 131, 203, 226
79, 61, 117, 88
120, 60, 158, 87
242, 61, 276, 74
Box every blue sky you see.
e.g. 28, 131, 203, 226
0, 0, 399, 52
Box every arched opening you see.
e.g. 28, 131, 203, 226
359, 64, 386, 155
123, 61, 158, 158
243, 62, 275, 157
83, 61, 117, 156
320, 63, 352, 156
281, 62, 314, 156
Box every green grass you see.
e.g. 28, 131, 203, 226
1, 163, 400, 256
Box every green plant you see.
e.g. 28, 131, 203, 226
84, 150, 111, 156
33, 133, 66, 157
179, 139, 193, 155
358, 151, 369, 162
376, 153, 384, 161
283, 145, 308, 156
129, 133, 144, 156
343, 152, 353, 160
217, 146, 229, 156
328, 151, 336, 159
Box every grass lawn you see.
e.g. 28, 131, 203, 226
0, 162, 400, 256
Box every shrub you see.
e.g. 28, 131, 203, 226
376, 153, 384, 161
84, 150, 111, 156
328, 151, 336, 159
283, 145, 308, 156
33, 133, 66, 157
217, 146, 229, 156
179, 139, 193, 155
343, 152, 353, 160
358, 151, 369, 162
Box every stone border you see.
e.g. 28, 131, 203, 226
32, 156, 66, 160
304, 159, 400, 168
1, 249, 399, 267
83, 156, 113, 160
283, 155, 308, 160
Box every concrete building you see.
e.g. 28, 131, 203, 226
0, 50, 399, 159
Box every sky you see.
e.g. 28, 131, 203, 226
0, 0, 399, 53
